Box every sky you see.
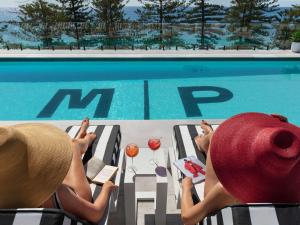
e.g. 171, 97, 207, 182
0, 0, 297, 7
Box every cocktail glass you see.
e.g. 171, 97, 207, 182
125, 143, 139, 172
148, 138, 161, 165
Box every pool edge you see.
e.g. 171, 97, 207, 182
0, 50, 300, 60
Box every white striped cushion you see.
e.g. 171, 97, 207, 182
203, 204, 300, 225
0, 209, 90, 225
66, 125, 121, 169
173, 124, 219, 163
13, 212, 42, 225
173, 124, 219, 201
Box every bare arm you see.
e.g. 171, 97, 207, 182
59, 181, 116, 224
181, 178, 236, 225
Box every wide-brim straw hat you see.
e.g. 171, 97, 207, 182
210, 112, 300, 203
0, 123, 73, 208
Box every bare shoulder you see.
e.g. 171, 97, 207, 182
57, 184, 96, 213
57, 184, 76, 197
56, 184, 102, 223
217, 182, 240, 205
57, 184, 88, 210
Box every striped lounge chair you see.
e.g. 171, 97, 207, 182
170, 124, 300, 225
169, 123, 219, 207
0, 124, 124, 225
0, 208, 89, 225
203, 204, 300, 225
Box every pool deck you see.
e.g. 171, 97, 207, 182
0, 49, 300, 59
0, 119, 222, 225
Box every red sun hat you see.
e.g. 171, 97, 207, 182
210, 112, 300, 203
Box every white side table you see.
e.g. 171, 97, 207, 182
124, 148, 168, 225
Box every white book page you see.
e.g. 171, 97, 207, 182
86, 158, 106, 181
92, 165, 118, 184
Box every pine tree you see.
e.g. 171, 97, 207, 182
92, 0, 127, 36
19, 0, 64, 47
57, 0, 90, 48
92, 0, 128, 47
288, 4, 300, 23
0, 25, 6, 46
187, 0, 225, 48
136, 0, 189, 47
274, 4, 300, 49
226, 0, 279, 48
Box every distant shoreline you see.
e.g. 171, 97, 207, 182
1, 6, 141, 22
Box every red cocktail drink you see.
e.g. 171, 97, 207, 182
148, 138, 161, 164
126, 144, 139, 172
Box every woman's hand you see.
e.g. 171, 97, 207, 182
182, 177, 193, 191
103, 181, 118, 192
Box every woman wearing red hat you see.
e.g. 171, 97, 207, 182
181, 113, 300, 225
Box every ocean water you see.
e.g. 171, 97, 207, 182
0, 7, 140, 22
0, 59, 299, 124
0, 8, 19, 22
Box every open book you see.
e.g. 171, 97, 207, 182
86, 157, 118, 185
173, 156, 206, 184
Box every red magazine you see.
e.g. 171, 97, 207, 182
173, 156, 206, 184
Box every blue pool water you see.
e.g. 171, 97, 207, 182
0, 59, 300, 124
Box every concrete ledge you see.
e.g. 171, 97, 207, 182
0, 50, 299, 59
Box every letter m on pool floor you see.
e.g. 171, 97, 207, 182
37, 89, 114, 118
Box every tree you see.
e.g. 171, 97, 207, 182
92, 0, 127, 36
274, 4, 300, 49
288, 5, 300, 23
136, 0, 189, 47
0, 24, 7, 47
226, 0, 280, 48
92, 0, 128, 47
19, 0, 64, 47
186, 0, 225, 48
58, 0, 90, 48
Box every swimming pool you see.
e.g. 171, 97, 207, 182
0, 58, 300, 124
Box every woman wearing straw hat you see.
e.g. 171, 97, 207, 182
0, 118, 116, 224
181, 113, 300, 225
